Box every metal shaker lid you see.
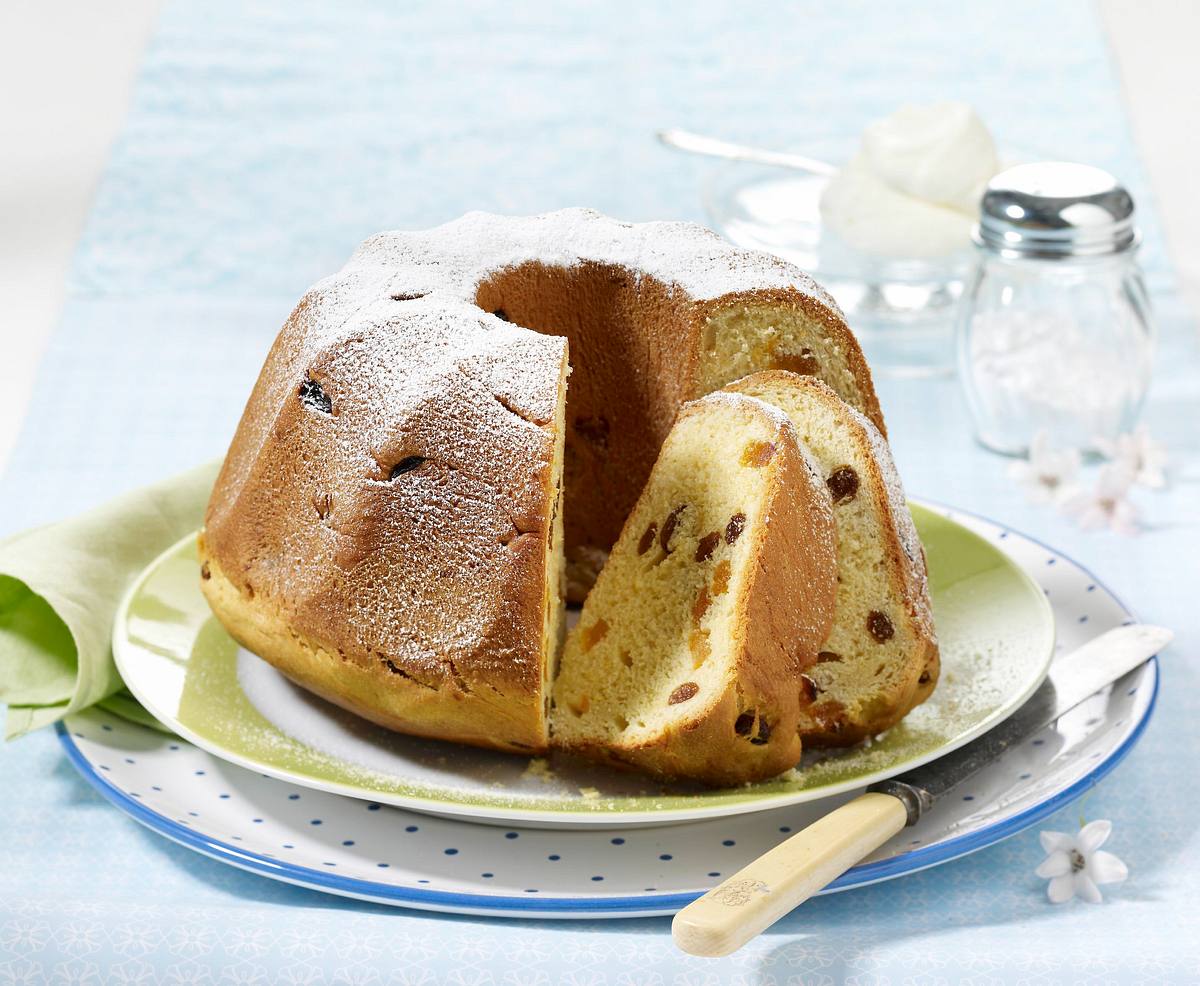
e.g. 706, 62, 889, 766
975, 161, 1138, 258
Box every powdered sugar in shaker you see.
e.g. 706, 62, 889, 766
956, 162, 1154, 456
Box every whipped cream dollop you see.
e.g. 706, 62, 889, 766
820, 102, 999, 259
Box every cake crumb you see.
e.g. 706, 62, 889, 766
523, 757, 555, 782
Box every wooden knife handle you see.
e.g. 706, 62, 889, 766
672, 792, 908, 957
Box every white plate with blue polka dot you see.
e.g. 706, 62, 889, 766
60, 502, 1157, 917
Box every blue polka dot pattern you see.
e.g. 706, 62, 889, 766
55, 500, 1154, 924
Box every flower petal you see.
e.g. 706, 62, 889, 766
1075, 872, 1103, 904
1089, 850, 1128, 885
1078, 819, 1112, 853
1040, 831, 1074, 853
1036, 851, 1071, 878
1047, 874, 1076, 904
1112, 499, 1140, 537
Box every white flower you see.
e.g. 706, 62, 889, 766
1009, 430, 1081, 504
1060, 461, 1140, 536
1036, 819, 1128, 903
1097, 425, 1168, 489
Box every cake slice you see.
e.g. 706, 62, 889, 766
725, 371, 939, 745
551, 392, 837, 786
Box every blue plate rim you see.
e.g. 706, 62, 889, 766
55, 506, 1161, 917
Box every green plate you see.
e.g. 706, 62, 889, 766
113, 503, 1054, 828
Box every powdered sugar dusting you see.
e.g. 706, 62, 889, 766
852, 402, 935, 634
336, 209, 839, 314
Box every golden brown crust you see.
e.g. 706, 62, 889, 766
202, 308, 568, 754
199, 541, 547, 751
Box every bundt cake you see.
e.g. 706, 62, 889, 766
551, 392, 837, 785
199, 301, 569, 753
200, 208, 884, 758
724, 371, 938, 745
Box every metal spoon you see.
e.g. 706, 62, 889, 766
656, 128, 838, 177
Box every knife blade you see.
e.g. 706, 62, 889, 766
868, 622, 1172, 822
673, 623, 1172, 957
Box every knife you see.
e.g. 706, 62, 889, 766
672, 623, 1172, 957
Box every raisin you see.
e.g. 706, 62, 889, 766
712, 559, 732, 596
800, 675, 819, 703
581, 619, 608, 652
827, 466, 860, 505
669, 682, 699, 705
298, 376, 332, 414
815, 711, 844, 734
390, 456, 426, 479
817, 650, 841, 663
691, 586, 711, 623
734, 711, 756, 736
660, 505, 687, 553
200, 561, 211, 581
312, 491, 333, 519
574, 415, 610, 449
750, 718, 772, 745
918, 670, 931, 685
741, 441, 777, 468
637, 522, 658, 555
689, 629, 711, 667
695, 532, 720, 562
724, 512, 746, 545
492, 308, 510, 321
867, 610, 895, 642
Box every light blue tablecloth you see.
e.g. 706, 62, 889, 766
3, 2, 1198, 981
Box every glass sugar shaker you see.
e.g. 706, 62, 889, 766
956, 162, 1155, 456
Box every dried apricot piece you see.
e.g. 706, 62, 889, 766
775, 346, 820, 376
712, 559, 732, 596
741, 441, 776, 468
581, 619, 609, 651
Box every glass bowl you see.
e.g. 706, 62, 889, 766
702, 137, 1032, 377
